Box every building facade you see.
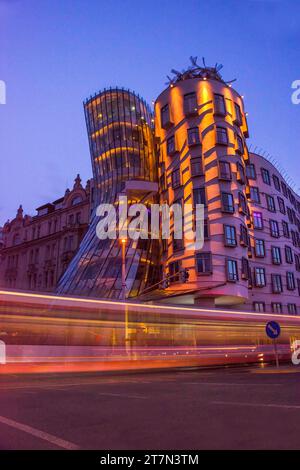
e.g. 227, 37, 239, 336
0, 175, 91, 292
1, 61, 300, 314
154, 60, 300, 314
57, 88, 159, 299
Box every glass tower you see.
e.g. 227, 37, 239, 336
57, 88, 159, 299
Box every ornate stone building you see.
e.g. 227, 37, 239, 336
0, 175, 92, 292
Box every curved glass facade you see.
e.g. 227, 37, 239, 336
57, 88, 159, 299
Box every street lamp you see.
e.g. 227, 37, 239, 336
121, 238, 126, 302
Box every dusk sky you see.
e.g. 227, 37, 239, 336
0, 0, 299, 224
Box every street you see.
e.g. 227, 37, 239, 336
0, 366, 300, 450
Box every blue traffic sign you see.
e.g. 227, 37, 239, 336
266, 321, 281, 339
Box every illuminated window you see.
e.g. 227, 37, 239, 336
271, 246, 281, 265
253, 211, 263, 229
271, 274, 283, 293
224, 225, 237, 247
187, 127, 200, 146
254, 267, 266, 287
214, 94, 226, 115
226, 259, 238, 282
216, 126, 228, 146
196, 252, 212, 274
221, 192, 235, 213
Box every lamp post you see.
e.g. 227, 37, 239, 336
121, 238, 126, 302
121, 238, 130, 354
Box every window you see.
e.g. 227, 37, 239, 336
196, 252, 212, 274
226, 259, 238, 282
236, 134, 244, 154
298, 278, 300, 295
239, 192, 248, 215
253, 302, 265, 312
184, 92, 197, 115
214, 94, 226, 115
272, 303, 282, 314
224, 225, 237, 247
219, 161, 231, 180
241, 258, 249, 280
169, 261, 180, 282
285, 245, 293, 264
282, 221, 290, 238
281, 181, 288, 197
204, 219, 209, 239
255, 239, 265, 257
216, 126, 228, 145
273, 174, 281, 191
172, 168, 181, 188
272, 274, 283, 293
76, 212, 81, 224
172, 233, 184, 252
287, 271, 296, 290
193, 188, 206, 206
254, 267, 266, 287
71, 196, 82, 206
240, 224, 249, 247
266, 195, 276, 212
261, 168, 271, 185
234, 102, 243, 126
253, 211, 263, 229
167, 136, 176, 155
295, 254, 300, 272
250, 187, 260, 203
187, 127, 200, 146
159, 174, 167, 191
236, 162, 245, 184
161, 104, 172, 129
270, 220, 280, 238
191, 158, 202, 177
271, 246, 281, 265
288, 303, 297, 315
278, 197, 286, 214
221, 192, 235, 213
68, 214, 74, 225
246, 163, 256, 180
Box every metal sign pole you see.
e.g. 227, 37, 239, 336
273, 338, 279, 368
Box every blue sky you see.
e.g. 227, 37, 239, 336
0, 0, 299, 223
